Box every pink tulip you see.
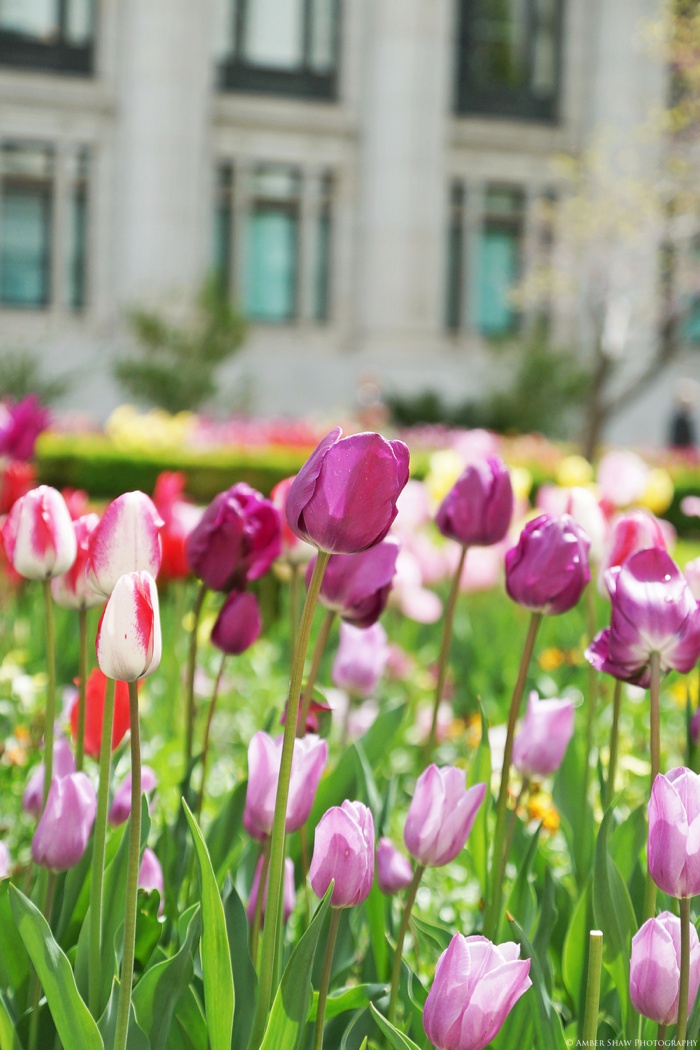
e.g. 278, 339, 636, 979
505, 514, 590, 615
309, 536, 400, 627
309, 800, 375, 907
436, 456, 513, 548
376, 837, 414, 894
597, 509, 667, 597
597, 450, 650, 508
31, 772, 97, 871
247, 856, 296, 927
630, 911, 700, 1025
271, 476, 314, 565
0, 841, 9, 879
404, 765, 486, 868
685, 557, 700, 600
512, 691, 575, 778
138, 847, 164, 914
51, 513, 104, 610
648, 767, 700, 898
22, 737, 75, 819
96, 571, 162, 681
87, 491, 163, 597
2, 485, 77, 580
332, 622, 390, 698
211, 591, 262, 655
109, 766, 158, 826
564, 488, 607, 563
243, 731, 328, 840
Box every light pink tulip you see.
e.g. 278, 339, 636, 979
243, 731, 328, 840
2, 485, 77, 580
31, 772, 97, 871
512, 691, 575, 778
96, 571, 161, 681
87, 491, 163, 597
51, 513, 104, 610
404, 765, 486, 868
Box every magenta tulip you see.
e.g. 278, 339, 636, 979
247, 856, 296, 927
286, 427, 410, 554
22, 737, 76, 820
505, 514, 590, 615
138, 847, 164, 913
648, 767, 700, 898
51, 512, 104, 610
2, 485, 77, 580
436, 456, 513, 548
87, 491, 163, 597
512, 691, 575, 778
404, 765, 486, 868
376, 837, 414, 894
332, 621, 390, 698
423, 934, 532, 1050
309, 800, 375, 907
211, 591, 262, 655
630, 911, 700, 1025
96, 571, 162, 681
597, 509, 667, 597
31, 772, 97, 871
109, 766, 158, 826
309, 537, 400, 628
243, 731, 328, 840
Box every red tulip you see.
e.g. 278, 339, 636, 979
70, 669, 131, 759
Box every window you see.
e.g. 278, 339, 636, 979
217, 0, 340, 100
0, 0, 95, 75
455, 0, 562, 121
245, 167, 300, 321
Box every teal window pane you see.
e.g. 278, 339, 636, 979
244, 207, 297, 321
0, 0, 57, 37
213, 203, 231, 283
67, 186, 86, 309
243, 0, 304, 69
313, 210, 330, 321
476, 227, 518, 335
684, 299, 700, 344
0, 186, 51, 307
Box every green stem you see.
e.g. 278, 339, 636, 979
485, 611, 542, 938
184, 581, 207, 771
313, 908, 341, 1050
289, 563, 301, 656
388, 865, 425, 1025
297, 609, 335, 737
426, 545, 467, 758
677, 897, 691, 1046
88, 677, 117, 1016
248, 550, 330, 1050
583, 585, 600, 812
27, 871, 58, 1050
114, 681, 142, 1050
500, 779, 530, 890
42, 580, 56, 811
581, 929, 603, 1044
605, 680, 623, 810
197, 652, 227, 819
645, 652, 662, 921
299, 823, 312, 929
656, 1023, 668, 1050
249, 841, 270, 968
75, 608, 88, 772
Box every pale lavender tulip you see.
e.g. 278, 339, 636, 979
630, 911, 700, 1025
332, 622, 390, 698
648, 767, 700, 898
512, 691, 575, 778
564, 488, 607, 563
0, 841, 10, 879
505, 514, 590, 615
685, 557, 700, 601
23, 736, 75, 819
597, 509, 667, 597
138, 847, 164, 914
309, 537, 400, 628
211, 591, 262, 655
87, 491, 163, 597
96, 571, 161, 681
597, 450, 650, 508
2, 485, 77, 580
423, 934, 532, 1050
247, 856, 296, 926
309, 800, 375, 907
376, 837, 414, 894
404, 765, 486, 868
31, 772, 97, 871
244, 731, 328, 840
108, 766, 158, 826
51, 513, 104, 610
436, 456, 513, 548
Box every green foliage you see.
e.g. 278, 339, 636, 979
115, 276, 246, 412
0, 348, 71, 404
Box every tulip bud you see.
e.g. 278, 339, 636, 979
436, 456, 513, 548
211, 591, 262, 655
332, 622, 390, 699
96, 571, 162, 681
648, 767, 700, 898
109, 766, 158, 826
309, 537, 400, 628
22, 737, 75, 819
138, 847, 164, 914
309, 800, 375, 907
423, 934, 531, 1050
286, 427, 410, 554
31, 772, 97, 871
630, 911, 700, 1025
244, 731, 328, 840
376, 837, 414, 894
51, 513, 104, 610
70, 670, 131, 760
512, 691, 575, 778
505, 514, 590, 615
247, 856, 296, 927
404, 765, 486, 868
87, 491, 163, 597
0, 841, 9, 879
2, 485, 77, 580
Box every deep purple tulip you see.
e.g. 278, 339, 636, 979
505, 514, 590, 615
211, 591, 262, 655
423, 934, 532, 1050
630, 911, 700, 1025
31, 772, 97, 871
186, 483, 281, 592
309, 536, 400, 627
22, 737, 76, 819
87, 491, 163, 597
586, 549, 700, 687
247, 856, 296, 927
108, 766, 158, 826
648, 767, 700, 898
2, 485, 77, 580
243, 731, 328, 840
332, 621, 390, 698
138, 847, 165, 914
436, 456, 513, 548
404, 765, 486, 868
512, 691, 575, 778
376, 837, 414, 894
309, 800, 375, 907
286, 427, 410, 555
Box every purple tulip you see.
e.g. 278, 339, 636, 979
138, 847, 165, 914
512, 691, 575, 778
108, 766, 158, 826
186, 483, 281, 592
247, 856, 296, 927
376, 837, 414, 894
309, 536, 400, 628
423, 934, 532, 1050
23, 737, 76, 819
244, 731, 328, 840
309, 800, 375, 907
648, 767, 700, 898
2, 485, 77, 580
404, 765, 486, 868
436, 456, 513, 548
586, 549, 700, 687
0, 841, 10, 879
0, 394, 50, 461
96, 571, 162, 681
211, 591, 262, 655
286, 427, 410, 555
31, 772, 97, 871
332, 621, 390, 698
630, 911, 700, 1025
505, 514, 590, 615
87, 491, 163, 597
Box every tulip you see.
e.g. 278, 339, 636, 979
0, 394, 50, 461
423, 934, 532, 1050
0, 841, 9, 879
376, 837, 414, 894
70, 669, 131, 760
505, 514, 590, 615
686, 557, 700, 601
0, 459, 36, 516
31, 772, 97, 871
244, 731, 328, 840
309, 537, 400, 628
152, 471, 201, 583
286, 426, 410, 555
404, 765, 486, 868
512, 691, 575, 778
138, 847, 164, 914
436, 456, 513, 548
271, 476, 314, 565
564, 487, 607, 564
51, 513, 104, 610
2, 485, 77, 580
630, 911, 700, 1025
96, 572, 162, 681
332, 621, 390, 698
648, 767, 700, 898
211, 591, 262, 655
597, 450, 650, 509
597, 509, 667, 597
22, 736, 76, 819
87, 491, 163, 597
247, 856, 296, 927
309, 800, 375, 907
109, 766, 158, 826
186, 483, 281, 592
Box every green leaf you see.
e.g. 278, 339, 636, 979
97, 978, 150, 1050
466, 702, 491, 897
308, 984, 387, 1021
172, 985, 207, 1050
183, 801, 234, 1050
506, 825, 541, 938
370, 1004, 422, 1050
0, 881, 30, 999
353, 741, 384, 821
562, 881, 591, 1008
0, 989, 21, 1050
9, 885, 104, 1050
363, 881, 390, 983
205, 780, 247, 879
506, 915, 567, 1050
410, 914, 453, 954
222, 878, 257, 1050
259, 888, 332, 1050
553, 732, 594, 884
609, 805, 646, 887
132, 906, 201, 1050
